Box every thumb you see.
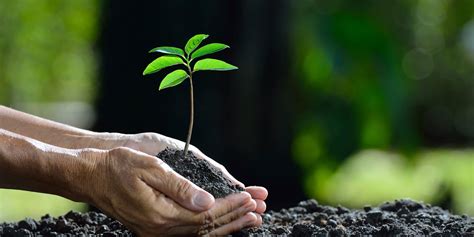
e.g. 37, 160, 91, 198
143, 161, 215, 212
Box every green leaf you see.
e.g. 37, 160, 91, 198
191, 43, 229, 60
185, 34, 209, 55
159, 69, 189, 90
148, 46, 184, 56
193, 58, 238, 72
143, 56, 184, 75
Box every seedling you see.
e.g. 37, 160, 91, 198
143, 34, 237, 155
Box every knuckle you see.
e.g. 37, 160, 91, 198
149, 216, 168, 230
197, 212, 216, 236
190, 145, 200, 152
219, 164, 227, 172
141, 132, 156, 141
154, 158, 169, 169
108, 147, 130, 157
175, 178, 193, 197
152, 217, 166, 227
203, 211, 215, 225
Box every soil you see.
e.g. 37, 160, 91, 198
235, 199, 474, 236
1, 148, 472, 236
157, 148, 244, 198
0, 211, 132, 236
1, 199, 472, 236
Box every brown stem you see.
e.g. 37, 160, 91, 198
183, 74, 194, 156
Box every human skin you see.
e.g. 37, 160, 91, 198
0, 105, 267, 213
0, 106, 268, 236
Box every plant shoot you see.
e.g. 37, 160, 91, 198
143, 34, 237, 155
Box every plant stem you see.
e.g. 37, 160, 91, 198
183, 68, 194, 156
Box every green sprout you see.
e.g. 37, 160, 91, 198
143, 34, 238, 156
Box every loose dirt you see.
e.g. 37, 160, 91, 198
235, 199, 474, 236
157, 148, 243, 198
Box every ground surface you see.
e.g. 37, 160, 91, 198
235, 199, 474, 236
1, 199, 472, 236
0, 211, 133, 236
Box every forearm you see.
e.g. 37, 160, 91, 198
0, 105, 125, 149
0, 128, 97, 202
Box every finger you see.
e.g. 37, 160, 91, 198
208, 212, 258, 236
207, 192, 252, 219
255, 199, 267, 213
213, 199, 256, 227
255, 213, 263, 227
142, 161, 215, 212
193, 192, 254, 236
169, 191, 252, 229
245, 186, 268, 200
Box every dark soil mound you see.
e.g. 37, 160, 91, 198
157, 148, 243, 198
0, 211, 132, 236
1, 200, 472, 236
234, 199, 474, 236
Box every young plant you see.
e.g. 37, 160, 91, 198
143, 34, 237, 156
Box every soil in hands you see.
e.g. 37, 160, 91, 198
234, 199, 474, 236
157, 148, 244, 198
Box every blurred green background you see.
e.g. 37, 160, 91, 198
0, 0, 473, 221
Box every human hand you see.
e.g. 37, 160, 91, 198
119, 132, 268, 215
82, 147, 259, 236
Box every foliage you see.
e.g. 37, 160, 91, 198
143, 34, 237, 90
290, 0, 474, 214
143, 34, 237, 154
0, 0, 98, 105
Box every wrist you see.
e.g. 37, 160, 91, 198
81, 132, 129, 150
36, 147, 101, 203
0, 130, 100, 203
68, 148, 105, 203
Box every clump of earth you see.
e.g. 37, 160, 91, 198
157, 148, 244, 198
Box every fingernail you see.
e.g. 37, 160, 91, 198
193, 191, 214, 210
245, 213, 257, 227
238, 192, 252, 204
246, 199, 257, 211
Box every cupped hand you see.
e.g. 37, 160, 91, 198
82, 147, 259, 236
120, 132, 268, 214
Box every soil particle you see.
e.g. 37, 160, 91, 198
233, 199, 474, 236
17, 218, 36, 231
157, 148, 244, 198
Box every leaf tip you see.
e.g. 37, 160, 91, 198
158, 83, 166, 91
